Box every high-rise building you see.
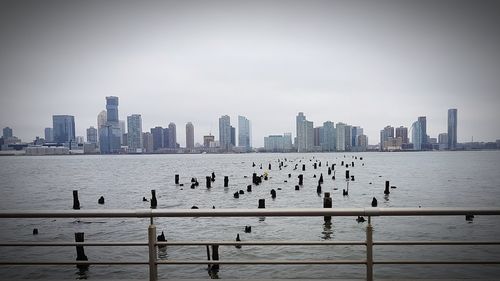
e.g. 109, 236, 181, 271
418, 116, 427, 148
380, 125, 395, 151
168, 122, 177, 149
100, 96, 121, 153
52, 115, 75, 144
296, 112, 314, 152
314, 127, 323, 147
97, 110, 107, 145
344, 125, 352, 151
142, 132, 154, 153
119, 120, 126, 145
3, 127, 13, 139
204, 135, 215, 148
396, 126, 409, 144
150, 127, 164, 151
336, 123, 346, 151
283, 133, 293, 152
238, 116, 251, 150
186, 122, 194, 149
357, 134, 368, 151
127, 114, 143, 151
162, 128, 170, 148
230, 126, 236, 146
411, 121, 422, 150
219, 115, 231, 151
448, 109, 457, 150
322, 121, 335, 152
86, 126, 98, 143
44, 127, 53, 142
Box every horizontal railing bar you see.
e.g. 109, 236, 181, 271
0, 242, 147, 247
156, 259, 367, 265
374, 241, 500, 245
0, 261, 148, 265
375, 260, 500, 264
156, 240, 366, 246
1, 207, 499, 218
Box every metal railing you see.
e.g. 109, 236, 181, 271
1, 207, 500, 281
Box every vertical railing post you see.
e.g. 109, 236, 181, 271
366, 216, 373, 281
148, 218, 158, 281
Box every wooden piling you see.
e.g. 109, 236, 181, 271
72, 190, 80, 210
323, 192, 332, 222
150, 190, 157, 208
211, 245, 219, 271
258, 199, 265, 208
175, 174, 179, 185
206, 176, 212, 188
224, 176, 229, 187
75, 232, 88, 269
384, 181, 390, 195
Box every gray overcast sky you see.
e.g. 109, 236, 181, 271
1, 0, 500, 146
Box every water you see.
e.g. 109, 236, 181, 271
0, 151, 499, 279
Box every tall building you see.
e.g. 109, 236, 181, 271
296, 112, 313, 152
283, 133, 293, 152
119, 120, 126, 145
357, 134, 368, 151
3, 127, 13, 139
314, 127, 323, 147
380, 125, 395, 151
162, 128, 170, 148
86, 126, 98, 143
150, 127, 164, 151
238, 115, 251, 150
418, 116, 427, 148
396, 126, 409, 144
142, 132, 154, 153
219, 115, 231, 151
344, 125, 352, 151
168, 122, 177, 149
127, 114, 143, 151
100, 96, 121, 153
322, 121, 336, 152
44, 127, 53, 142
52, 115, 75, 144
336, 123, 346, 151
448, 109, 457, 150
97, 110, 107, 145
185, 122, 194, 149
204, 135, 215, 148
230, 126, 236, 146
411, 121, 423, 150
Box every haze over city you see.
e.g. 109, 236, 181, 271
1, 0, 500, 146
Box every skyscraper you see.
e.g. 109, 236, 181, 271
186, 122, 194, 149
52, 115, 75, 144
97, 110, 107, 145
336, 123, 346, 151
230, 126, 236, 146
168, 122, 177, 149
411, 120, 423, 150
322, 121, 335, 152
396, 126, 409, 144
219, 115, 231, 151
150, 127, 164, 151
238, 115, 251, 150
100, 96, 121, 154
2, 127, 13, 139
448, 109, 457, 150
119, 120, 126, 145
127, 114, 143, 151
296, 112, 306, 152
344, 125, 352, 151
283, 133, 293, 152
418, 116, 427, 148
44, 127, 53, 142
86, 126, 98, 143
142, 132, 154, 153
162, 128, 170, 148
380, 125, 395, 151
204, 135, 215, 148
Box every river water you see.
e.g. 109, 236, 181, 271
0, 151, 499, 279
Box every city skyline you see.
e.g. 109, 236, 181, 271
1, 1, 500, 145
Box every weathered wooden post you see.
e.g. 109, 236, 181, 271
258, 199, 265, 208
323, 192, 332, 222
384, 181, 390, 195
302, 164, 306, 171
328, 167, 331, 175
270, 189, 276, 199
98, 196, 104, 204
151, 190, 157, 208
211, 245, 219, 271
371, 197, 378, 207
224, 176, 229, 187
298, 174, 303, 185
247, 185, 252, 192
175, 174, 179, 185
319, 173, 323, 184
75, 232, 88, 269
235, 233, 242, 249
73, 190, 80, 210
206, 176, 212, 188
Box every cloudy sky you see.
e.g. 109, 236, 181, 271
1, 0, 499, 146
